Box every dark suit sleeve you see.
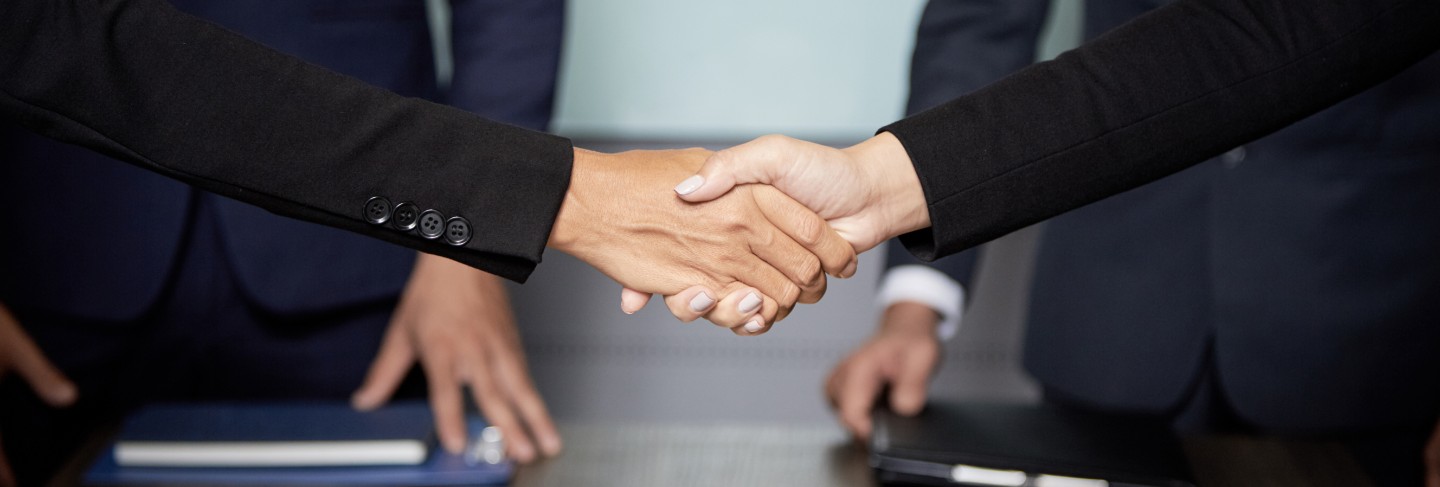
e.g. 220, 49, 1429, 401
446, 0, 565, 132
881, 0, 1440, 260
0, 0, 572, 282
882, 0, 1050, 288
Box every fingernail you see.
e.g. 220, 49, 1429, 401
738, 292, 762, 314
689, 292, 715, 312
674, 175, 705, 195
842, 260, 858, 279
744, 319, 765, 334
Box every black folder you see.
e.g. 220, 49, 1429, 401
870, 401, 1195, 487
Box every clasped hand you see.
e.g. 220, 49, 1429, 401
555, 135, 926, 334
550, 148, 858, 335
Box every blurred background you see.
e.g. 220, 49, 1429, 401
428, 0, 1086, 426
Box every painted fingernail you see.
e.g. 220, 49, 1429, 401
744, 319, 765, 334
689, 292, 715, 312
674, 175, 705, 195
738, 292, 762, 314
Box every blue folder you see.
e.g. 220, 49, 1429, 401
85, 401, 511, 486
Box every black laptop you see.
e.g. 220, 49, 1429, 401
870, 401, 1195, 487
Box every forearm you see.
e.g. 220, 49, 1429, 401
0, 0, 572, 281
881, 0, 1440, 260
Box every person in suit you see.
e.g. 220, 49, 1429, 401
6, 0, 1432, 325
717, 0, 1440, 484
2, 0, 858, 340
0, 0, 571, 483
3, 0, 1437, 480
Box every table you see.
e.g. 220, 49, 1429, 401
56, 422, 1374, 486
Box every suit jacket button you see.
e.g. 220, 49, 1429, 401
444, 217, 472, 246
363, 197, 392, 224
417, 210, 445, 239
391, 202, 420, 231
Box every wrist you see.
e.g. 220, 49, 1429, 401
547, 148, 598, 256
845, 132, 930, 242
880, 301, 941, 337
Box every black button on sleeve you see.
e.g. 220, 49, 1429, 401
363, 197, 392, 225
391, 202, 420, 231
417, 210, 445, 239
444, 216, 472, 246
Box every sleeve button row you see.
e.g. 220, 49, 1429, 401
363, 196, 471, 247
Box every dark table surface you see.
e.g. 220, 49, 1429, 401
55, 422, 1373, 486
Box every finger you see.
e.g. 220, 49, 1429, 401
702, 284, 767, 329
738, 254, 803, 313
1425, 421, 1440, 487
836, 357, 885, 440
490, 348, 563, 457
7, 331, 77, 408
731, 295, 778, 337
467, 362, 536, 463
675, 135, 798, 203
352, 322, 416, 411
0, 430, 13, 487
619, 288, 652, 315
889, 344, 938, 416
662, 286, 718, 323
417, 347, 468, 455
752, 185, 859, 279
747, 221, 827, 305
824, 365, 845, 410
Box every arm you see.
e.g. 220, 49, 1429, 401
883, 0, 1440, 260
0, 0, 855, 329
678, 0, 1440, 261
1, 0, 568, 282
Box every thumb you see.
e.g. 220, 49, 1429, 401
620, 287, 653, 314
674, 135, 796, 203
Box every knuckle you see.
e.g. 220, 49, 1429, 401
789, 215, 826, 248
780, 284, 802, 307
795, 254, 822, 283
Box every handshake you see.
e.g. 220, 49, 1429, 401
549, 132, 926, 336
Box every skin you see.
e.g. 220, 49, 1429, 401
352, 253, 559, 462
551, 147, 858, 334
674, 133, 929, 254
0, 303, 78, 487
685, 132, 1440, 477
823, 301, 941, 440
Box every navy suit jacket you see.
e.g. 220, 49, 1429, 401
892, 0, 1440, 433
0, 0, 561, 321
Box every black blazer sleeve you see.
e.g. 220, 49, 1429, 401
0, 0, 573, 282
881, 0, 1440, 261
882, 0, 1049, 288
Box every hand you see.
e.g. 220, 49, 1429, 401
824, 301, 942, 440
549, 148, 858, 334
352, 254, 560, 463
673, 133, 930, 254
1426, 418, 1440, 487
0, 302, 77, 487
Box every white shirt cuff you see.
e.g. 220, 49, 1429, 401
875, 265, 966, 340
